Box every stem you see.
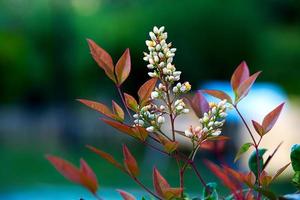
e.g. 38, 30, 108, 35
234, 105, 261, 200
191, 161, 206, 187
116, 86, 133, 120
94, 193, 103, 200
133, 177, 162, 200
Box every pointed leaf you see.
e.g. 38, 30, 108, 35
156, 135, 178, 153
79, 159, 99, 193
203, 89, 233, 104
138, 78, 157, 107
234, 142, 253, 162
112, 100, 125, 121
124, 93, 138, 112
116, 48, 131, 86
132, 126, 148, 141
262, 103, 284, 134
123, 145, 139, 177
186, 91, 209, 118
252, 120, 264, 136
87, 39, 116, 83
117, 189, 136, 200
259, 171, 272, 187
272, 163, 290, 181
87, 145, 124, 171
163, 187, 183, 199
46, 155, 81, 184
77, 99, 115, 119
101, 118, 136, 137
235, 71, 261, 104
243, 172, 256, 187
248, 148, 267, 177
153, 167, 170, 197
231, 61, 250, 92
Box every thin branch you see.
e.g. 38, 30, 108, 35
133, 177, 162, 200
116, 86, 133, 120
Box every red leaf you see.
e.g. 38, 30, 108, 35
116, 48, 131, 86
138, 78, 157, 107
132, 126, 149, 141
252, 120, 264, 136
153, 167, 170, 197
46, 155, 99, 194
101, 118, 136, 137
163, 187, 183, 199
79, 159, 99, 193
262, 103, 285, 133
156, 134, 178, 153
203, 90, 233, 104
87, 39, 116, 83
47, 155, 81, 184
112, 100, 125, 121
124, 93, 139, 112
186, 91, 209, 118
236, 71, 261, 104
123, 145, 139, 177
77, 99, 115, 119
86, 145, 124, 171
231, 61, 250, 92
117, 189, 136, 200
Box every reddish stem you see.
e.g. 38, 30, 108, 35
116, 86, 133, 120
133, 177, 162, 200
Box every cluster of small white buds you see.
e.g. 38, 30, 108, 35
174, 99, 189, 115
143, 26, 181, 84
184, 126, 202, 138
199, 99, 228, 137
172, 82, 192, 94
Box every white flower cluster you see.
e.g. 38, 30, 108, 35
185, 100, 228, 139
143, 26, 181, 83
133, 104, 166, 132
172, 82, 191, 94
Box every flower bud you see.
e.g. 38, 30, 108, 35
146, 126, 154, 132
151, 91, 159, 99
157, 116, 165, 124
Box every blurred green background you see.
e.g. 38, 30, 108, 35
0, 0, 299, 199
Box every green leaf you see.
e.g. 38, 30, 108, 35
202, 182, 219, 200
292, 171, 300, 189
248, 148, 267, 177
291, 144, 300, 171
234, 142, 253, 162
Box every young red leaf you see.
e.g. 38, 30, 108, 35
138, 78, 157, 107
231, 61, 250, 92
123, 145, 139, 177
156, 134, 178, 153
272, 162, 290, 181
132, 126, 148, 141
202, 89, 233, 104
262, 103, 285, 134
186, 91, 209, 118
243, 172, 256, 188
101, 118, 136, 137
117, 189, 136, 200
47, 155, 81, 184
124, 93, 138, 112
115, 48, 131, 86
79, 159, 99, 193
77, 99, 115, 119
252, 120, 264, 136
87, 39, 116, 83
259, 171, 272, 187
162, 187, 183, 199
235, 71, 261, 104
153, 167, 170, 197
86, 145, 125, 171
112, 100, 125, 121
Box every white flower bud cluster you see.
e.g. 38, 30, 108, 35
143, 26, 181, 83
172, 82, 191, 94
173, 99, 189, 115
133, 103, 166, 133
184, 99, 228, 139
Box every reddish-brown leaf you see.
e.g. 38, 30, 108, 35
259, 171, 272, 187
117, 189, 136, 200
231, 61, 250, 92
112, 100, 125, 121
156, 135, 178, 153
115, 48, 131, 86
186, 91, 209, 118
153, 167, 170, 197
123, 145, 139, 177
79, 159, 99, 193
87, 39, 116, 83
47, 155, 81, 183
252, 120, 264, 136
243, 172, 256, 187
124, 93, 138, 112
272, 162, 290, 181
86, 145, 124, 171
203, 89, 233, 104
132, 126, 148, 141
138, 78, 157, 107
77, 99, 115, 119
101, 118, 136, 137
163, 187, 183, 199
262, 103, 285, 133
236, 71, 261, 104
